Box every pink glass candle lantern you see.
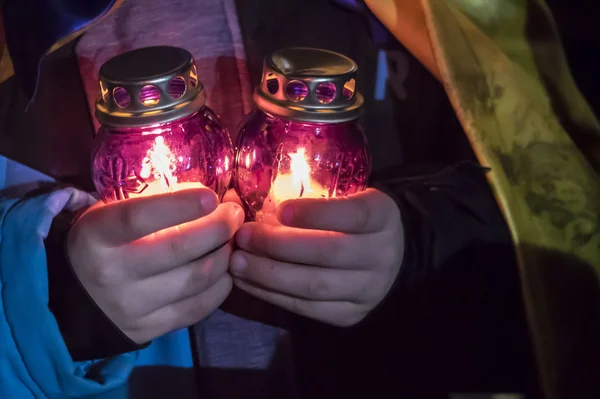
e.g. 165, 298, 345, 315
234, 48, 371, 221
92, 46, 234, 203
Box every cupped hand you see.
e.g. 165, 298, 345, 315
229, 188, 404, 327
67, 188, 245, 343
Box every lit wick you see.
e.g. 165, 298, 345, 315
259, 147, 329, 221
140, 135, 178, 192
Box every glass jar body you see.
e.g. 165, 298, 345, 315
92, 107, 233, 203
234, 109, 371, 220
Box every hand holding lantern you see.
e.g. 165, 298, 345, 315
67, 47, 241, 344
68, 190, 243, 344
229, 188, 404, 327
229, 49, 404, 326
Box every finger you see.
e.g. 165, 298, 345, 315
277, 188, 397, 234
235, 222, 379, 269
229, 250, 370, 302
133, 274, 232, 343
86, 188, 219, 245
233, 278, 366, 327
133, 243, 232, 316
223, 188, 244, 207
130, 203, 244, 277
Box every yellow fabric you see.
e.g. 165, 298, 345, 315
0, 15, 14, 84
364, 0, 440, 77
367, 0, 600, 397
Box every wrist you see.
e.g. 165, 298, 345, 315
46, 207, 149, 361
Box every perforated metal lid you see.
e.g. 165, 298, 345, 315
254, 48, 364, 123
95, 46, 206, 128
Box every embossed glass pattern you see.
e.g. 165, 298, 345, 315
92, 107, 233, 203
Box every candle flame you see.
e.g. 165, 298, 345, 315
289, 148, 313, 196
271, 147, 324, 202
140, 136, 178, 192
259, 147, 331, 220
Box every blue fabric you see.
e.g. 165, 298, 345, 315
0, 156, 54, 189
0, 158, 195, 398
375, 50, 389, 101
136, 330, 194, 369
0, 157, 5, 188
2, 0, 120, 102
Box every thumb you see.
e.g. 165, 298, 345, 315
223, 188, 244, 207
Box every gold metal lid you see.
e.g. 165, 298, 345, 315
95, 46, 207, 128
254, 48, 364, 123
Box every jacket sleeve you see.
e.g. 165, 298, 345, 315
46, 201, 150, 362
0, 188, 138, 399
353, 162, 536, 391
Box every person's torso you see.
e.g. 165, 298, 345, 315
0, 0, 527, 397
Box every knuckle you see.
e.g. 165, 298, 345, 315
214, 246, 233, 274
111, 297, 135, 320
220, 274, 234, 294
68, 220, 94, 250
188, 196, 206, 218
167, 236, 189, 259
174, 306, 201, 332
121, 326, 146, 344
101, 291, 139, 324
179, 196, 207, 221
371, 274, 391, 304
86, 261, 121, 287
245, 225, 272, 254
379, 244, 400, 269
220, 273, 233, 288
315, 232, 345, 265
339, 305, 369, 327
184, 263, 207, 294
353, 198, 371, 231
263, 235, 279, 257
187, 276, 231, 322
119, 205, 141, 233
349, 307, 369, 325
214, 220, 236, 243
189, 257, 225, 293
290, 296, 307, 316
355, 275, 376, 303
306, 274, 331, 299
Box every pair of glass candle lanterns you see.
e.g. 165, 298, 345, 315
92, 46, 371, 220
